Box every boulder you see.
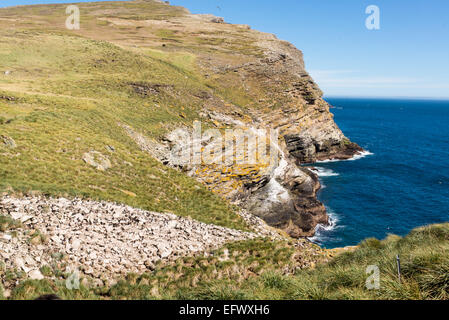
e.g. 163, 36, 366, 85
211, 17, 225, 23
28, 269, 44, 280
1, 135, 16, 148
82, 151, 111, 171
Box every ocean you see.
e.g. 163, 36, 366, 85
310, 97, 449, 248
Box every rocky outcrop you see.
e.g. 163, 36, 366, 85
187, 22, 362, 236
122, 32, 362, 237
0, 0, 362, 240
82, 151, 112, 171
1, 135, 16, 149
229, 37, 362, 163
244, 159, 327, 237
124, 118, 332, 238
0, 196, 278, 282
285, 134, 363, 163
121, 35, 361, 235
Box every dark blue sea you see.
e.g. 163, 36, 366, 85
310, 98, 449, 248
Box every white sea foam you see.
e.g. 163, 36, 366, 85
315, 159, 338, 163
315, 150, 374, 163
308, 208, 342, 244
347, 150, 374, 161
311, 167, 339, 177
307, 150, 372, 245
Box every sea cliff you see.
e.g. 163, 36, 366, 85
0, 0, 362, 289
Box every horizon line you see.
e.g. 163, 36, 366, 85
323, 95, 449, 101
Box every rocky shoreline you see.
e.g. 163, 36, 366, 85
123, 118, 361, 239
139, 14, 363, 238
0, 0, 365, 293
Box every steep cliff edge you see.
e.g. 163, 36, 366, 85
0, 0, 362, 238
113, 3, 363, 237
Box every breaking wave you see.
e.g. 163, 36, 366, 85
347, 150, 374, 161
316, 150, 374, 163
310, 167, 339, 177
308, 208, 343, 245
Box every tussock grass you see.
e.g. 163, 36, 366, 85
3, 224, 449, 300
1, 1, 447, 301
0, 0, 278, 230
0, 20, 248, 231
5, 238, 325, 300
0, 215, 21, 232
287, 224, 449, 300
113, 224, 449, 300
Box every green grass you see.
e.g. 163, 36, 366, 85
5, 238, 328, 300
0, 215, 21, 232
4, 224, 449, 300
235, 223, 449, 300
141, 223, 449, 300
0, 0, 270, 231
1, 1, 448, 301
0, 26, 248, 231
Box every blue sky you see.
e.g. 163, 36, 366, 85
1, 0, 448, 98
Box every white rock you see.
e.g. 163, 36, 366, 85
28, 269, 44, 280
25, 255, 35, 265
14, 257, 25, 269
71, 239, 81, 250
167, 220, 177, 229
0, 195, 261, 282
157, 244, 173, 258
2, 234, 12, 241
10, 212, 23, 220
50, 235, 61, 243
3, 289, 11, 298
20, 215, 33, 223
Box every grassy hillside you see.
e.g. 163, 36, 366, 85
0, 1, 255, 230
0, 0, 345, 233
2, 223, 448, 300
1, 1, 447, 301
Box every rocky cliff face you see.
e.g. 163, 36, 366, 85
0, 0, 362, 238
118, 6, 363, 237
